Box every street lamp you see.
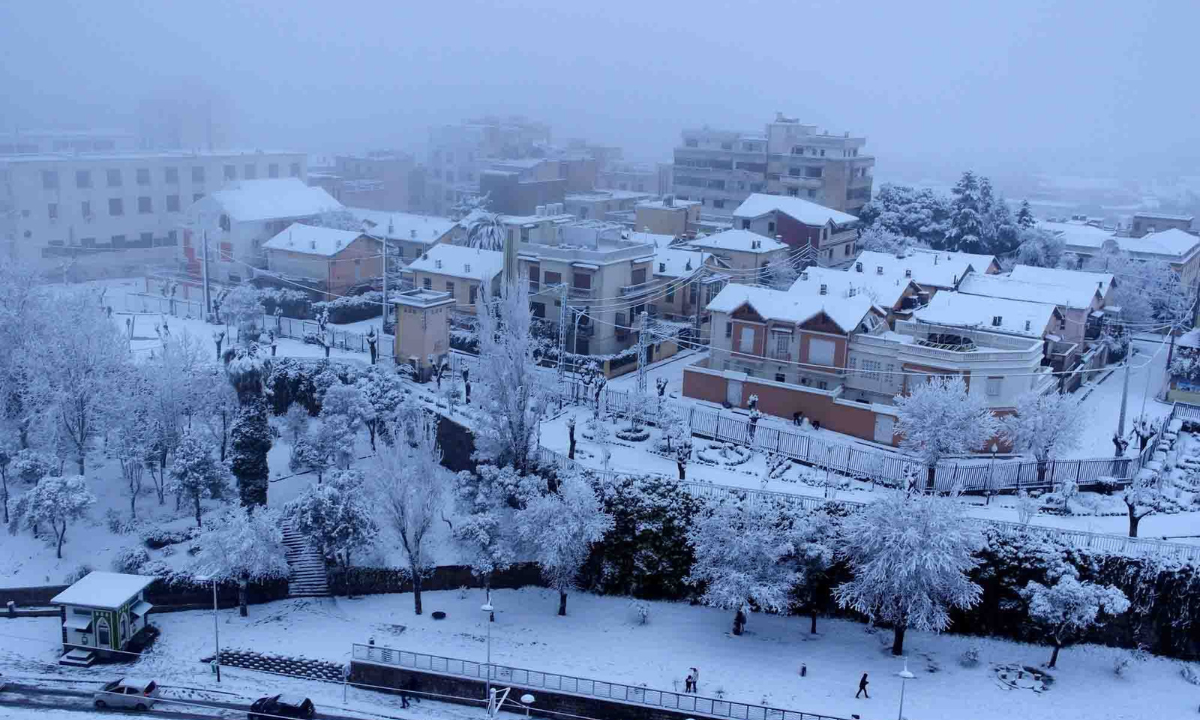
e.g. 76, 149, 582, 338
481, 594, 494, 711
195, 574, 221, 683
896, 659, 914, 720
988, 443, 998, 505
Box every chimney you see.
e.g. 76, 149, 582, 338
685, 258, 692, 271
465, 263, 471, 273
800, 271, 808, 280
664, 195, 674, 208
904, 268, 912, 278
819, 283, 827, 295
855, 262, 863, 273
310, 239, 316, 249
876, 266, 883, 275
992, 315, 1002, 327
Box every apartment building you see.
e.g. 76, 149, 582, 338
672, 112, 875, 217
425, 116, 553, 215
564, 189, 654, 222
635, 198, 702, 236
733, 193, 859, 268
853, 249, 991, 295
596, 161, 673, 195
793, 266, 922, 326
958, 267, 1110, 345
402, 244, 504, 313
680, 229, 789, 273
0, 129, 136, 155
262, 223, 381, 299
1, 149, 307, 277
326, 152, 425, 212
1130, 212, 1193, 238
345, 208, 457, 264
183, 178, 339, 284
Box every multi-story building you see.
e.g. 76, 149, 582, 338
183, 177, 339, 284
0, 129, 137, 155
564, 189, 654, 222
852, 250, 988, 296
793, 266, 922, 326
425, 116, 552, 215
958, 268, 1111, 345
344, 208, 457, 265
402, 243, 504, 313
596, 161, 673, 195
326, 152, 425, 212
732, 193, 859, 268
1, 149, 307, 277
262, 223, 381, 300
1130, 212, 1193, 238
679, 229, 789, 274
634, 198, 702, 236
671, 112, 875, 217
1047, 221, 1200, 293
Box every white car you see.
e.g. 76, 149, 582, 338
93, 677, 160, 711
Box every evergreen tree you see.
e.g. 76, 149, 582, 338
946, 171, 984, 253
1016, 199, 1037, 228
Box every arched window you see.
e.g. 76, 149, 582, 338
96, 617, 111, 648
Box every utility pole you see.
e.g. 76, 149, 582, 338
691, 267, 704, 350
381, 218, 391, 337
637, 310, 650, 396
201, 229, 212, 316
556, 283, 569, 386
1117, 355, 1131, 439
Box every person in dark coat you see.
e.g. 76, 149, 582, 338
856, 673, 869, 699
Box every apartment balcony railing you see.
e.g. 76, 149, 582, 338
620, 282, 655, 297
768, 350, 792, 362
569, 286, 597, 300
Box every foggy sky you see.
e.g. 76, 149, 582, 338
2, 0, 1196, 180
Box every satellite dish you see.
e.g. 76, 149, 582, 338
520, 694, 535, 705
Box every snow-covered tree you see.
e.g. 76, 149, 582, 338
835, 491, 982, 655
895, 376, 997, 490
317, 382, 371, 453
1001, 391, 1087, 483
688, 495, 808, 635
1016, 200, 1037, 229
473, 278, 547, 473
169, 431, 231, 528
1014, 489, 1042, 525
1014, 227, 1066, 268
194, 367, 239, 464
1090, 251, 1192, 327
219, 284, 264, 343
192, 506, 289, 616
857, 184, 951, 248
374, 416, 451, 615
10, 474, 96, 558
945, 171, 985, 253
285, 469, 377, 592
223, 343, 272, 507
356, 366, 405, 449
1023, 570, 1130, 667
856, 226, 923, 256
763, 254, 799, 290
459, 209, 506, 251
110, 418, 150, 520
288, 420, 340, 482
452, 464, 521, 589
515, 470, 613, 615
1122, 468, 1182, 537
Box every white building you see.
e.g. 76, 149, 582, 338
1, 149, 306, 277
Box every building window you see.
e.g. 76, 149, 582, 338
244, 164, 257, 180
720, 142, 733, 150
224, 165, 236, 180
106, 169, 122, 187
290, 162, 301, 177
725, 321, 732, 339
165, 167, 179, 184
787, 188, 799, 197
81, 200, 91, 218
108, 198, 124, 216
986, 376, 1002, 397
775, 373, 786, 383
470, 284, 479, 304
767, 221, 776, 235
573, 272, 591, 290
138, 196, 152, 214
47, 203, 58, 220
140, 232, 153, 245
136, 168, 150, 185
445, 280, 455, 296
739, 327, 755, 353
42, 170, 59, 190
544, 271, 562, 285
713, 199, 725, 209
109, 235, 124, 247
685, 139, 698, 148
422, 277, 431, 290
531, 301, 546, 319
666, 285, 675, 302
192, 166, 205, 183
75, 170, 91, 188
167, 230, 178, 244
807, 189, 817, 199
166, 195, 180, 212
268, 163, 279, 178
845, 243, 853, 256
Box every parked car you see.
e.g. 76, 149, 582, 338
249, 693, 316, 720
93, 677, 160, 711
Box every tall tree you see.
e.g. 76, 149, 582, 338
1122, 468, 1182, 537
1001, 391, 1087, 483
10, 474, 96, 558
1016, 199, 1037, 228
473, 278, 546, 474
945, 171, 985, 253
1014, 227, 1066, 268
515, 469, 613, 615
835, 491, 982, 655
219, 284, 264, 342
1024, 571, 1129, 667
192, 506, 290, 617
460, 209, 507, 251
286, 469, 377, 595
895, 376, 997, 490
452, 464, 520, 590
223, 343, 272, 507
169, 431, 231, 528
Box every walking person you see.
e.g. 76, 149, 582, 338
856, 672, 869, 699
690, 667, 700, 694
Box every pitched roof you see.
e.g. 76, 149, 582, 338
708, 282, 875, 334
1009, 265, 1115, 297
625, 231, 678, 249
790, 266, 916, 311
958, 273, 1101, 311
1041, 220, 1115, 249
685, 229, 788, 254
210, 178, 342, 221
653, 246, 719, 278
732, 193, 858, 226
404, 243, 504, 281
910, 247, 999, 273
1126, 228, 1200, 258
263, 223, 366, 257
51, 572, 156, 608
915, 292, 1059, 338
347, 208, 456, 243
854, 250, 974, 290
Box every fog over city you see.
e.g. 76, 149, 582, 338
2, 0, 1197, 182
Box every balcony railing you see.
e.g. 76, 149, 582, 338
768, 350, 792, 362
619, 282, 654, 297
569, 286, 597, 300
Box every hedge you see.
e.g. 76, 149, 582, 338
312, 292, 383, 324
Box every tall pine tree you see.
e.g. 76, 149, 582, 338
946, 171, 984, 253
1016, 199, 1037, 228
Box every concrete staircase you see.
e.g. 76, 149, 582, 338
281, 521, 330, 598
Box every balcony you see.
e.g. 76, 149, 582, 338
619, 281, 654, 297
768, 350, 792, 362
569, 286, 597, 300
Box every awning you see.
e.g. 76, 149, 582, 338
130, 601, 154, 618
64, 616, 93, 632
571, 262, 600, 270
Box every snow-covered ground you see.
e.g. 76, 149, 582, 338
2, 589, 1196, 720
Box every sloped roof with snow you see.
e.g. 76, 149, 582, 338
708, 282, 875, 334
685, 229, 788, 254
347, 208, 456, 243
1009, 265, 1115, 297
1041, 220, 1116, 249
855, 250, 975, 290
51, 572, 156, 608
910, 247, 999, 273
790, 266, 917, 311
914, 292, 1059, 338
1125, 229, 1200, 259
404, 243, 504, 281
653, 246, 720, 278
263, 223, 366, 257
958, 273, 1101, 310
625, 231, 678, 249
210, 178, 342, 221
732, 193, 858, 226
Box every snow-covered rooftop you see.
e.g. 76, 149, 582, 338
1009, 265, 1115, 298
637, 199, 700, 210
914, 291, 1059, 338
404, 243, 504, 281
732, 193, 858, 226
1123, 229, 1200, 259
791, 266, 916, 311
625, 231, 678, 249
263, 223, 365, 257
854, 250, 975, 290
684, 229, 788, 254
209, 178, 342, 222
708, 282, 875, 334
346, 208, 456, 243
958, 273, 1102, 311
653, 246, 716, 278
1133, 211, 1194, 223
51, 572, 156, 608
910, 247, 998, 273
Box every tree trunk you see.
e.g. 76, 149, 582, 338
194, 492, 203, 528
892, 624, 907, 656
238, 577, 248, 617
733, 609, 746, 636
677, 461, 686, 480
76, 454, 85, 475
568, 425, 576, 460
925, 465, 935, 493
810, 608, 818, 634
1048, 642, 1061, 668
345, 551, 354, 599
1128, 509, 1140, 538
368, 424, 376, 451
1, 471, 8, 525
558, 590, 567, 616
130, 491, 137, 520
56, 521, 66, 559
1036, 460, 1047, 485
215, 340, 223, 360
413, 573, 423, 615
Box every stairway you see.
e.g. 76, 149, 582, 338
281, 521, 331, 598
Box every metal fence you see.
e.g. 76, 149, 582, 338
122, 292, 205, 318
351, 644, 849, 720
257, 315, 395, 360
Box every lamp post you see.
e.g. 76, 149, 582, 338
988, 442, 998, 504
196, 574, 220, 683
897, 659, 914, 720
481, 594, 494, 712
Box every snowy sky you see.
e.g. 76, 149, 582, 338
1, 0, 1196, 179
